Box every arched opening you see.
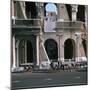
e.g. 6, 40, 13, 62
77, 5, 85, 22
19, 40, 26, 64
27, 40, 33, 63
44, 3, 57, 16
44, 3, 57, 32
82, 39, 87, 57
19, 40, 33, 65
44, 39, 58, 61
25, 2, 37, 18
66, 4, 72, 20
64, 39, 75, 61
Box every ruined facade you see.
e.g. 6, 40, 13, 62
11, 0, 88, 70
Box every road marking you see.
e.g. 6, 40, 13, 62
44, 78, 52, 81
12, 81, 20, 83
75, 76, 81, 79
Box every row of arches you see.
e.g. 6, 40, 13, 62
18, 38, 87, 65
25, 2, 57, 18
25, 2, 85, 22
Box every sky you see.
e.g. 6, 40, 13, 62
45, 3, 57, 14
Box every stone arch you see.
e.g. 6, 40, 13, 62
64, 38, 75, 61
44, 3, 57, 16
19, 39, 33, 65
44, 36, 58, 45
44, 39, 58, 61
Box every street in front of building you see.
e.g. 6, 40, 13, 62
12, 70, 87, 90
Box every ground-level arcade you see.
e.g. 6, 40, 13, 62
12, 24, 87, 70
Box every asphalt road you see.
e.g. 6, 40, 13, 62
11, 71, 87, 90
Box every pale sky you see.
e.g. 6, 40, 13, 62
45, 3, 57, 14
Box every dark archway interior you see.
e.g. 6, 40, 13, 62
25, 2, 37, 18
82, 39, 87, 57
19, 40, 25, 64
64, 39, 75, 59
27, 41, 33, 63
44, 39, 58, 61
19, 40, 33, 64
66, 5, 72, 20
77, 5, 85, 22
44, 3, 47, 16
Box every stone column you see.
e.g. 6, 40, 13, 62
57, 4, 60, 20
75, 33, 81, 62
12, 1, 14, 18
38, 2, 44, 19
80, 39, 86, 61
85, 6, 88, 30
25, 41, 27, 63
57, 35, 60, 62
36, 35, 39, 66
57, 34, 64, 62
12, 35, 16, 68
60, 42, 64, 62
12, 1, 16, 25
71, 5, 78, 21
36, 2, 41, 18
16, 41, 19, 67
